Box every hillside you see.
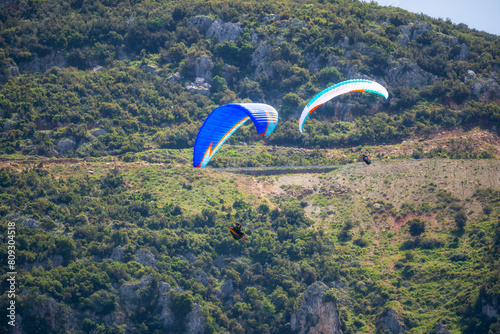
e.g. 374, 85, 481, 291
1, 0, 500, 333
0, 0, 499, 159
1, 136, 500, 333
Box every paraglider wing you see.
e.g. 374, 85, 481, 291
193, 103, 278, 168
298, 79, 389, 132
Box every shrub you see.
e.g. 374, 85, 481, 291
419, 237, 444, 249
455, 211, 468, 229
450, 253, 470, 262
408, 218, 425, 237
353, 238, 369, 247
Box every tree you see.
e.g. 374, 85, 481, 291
408, 218, 425, 237
316, 66, 341, 85
279, 93, 303, 117
211, 75, 228, 93
258, 203, 270, 215
171, 291, 193, 319
455, 211, 468, 229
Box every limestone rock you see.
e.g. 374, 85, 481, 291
387, 58, 437, 87
187, 15, 214, 34
22, 218, 39, 229
470, 74, 500, 102
482, 304, 499, 319
19, 52, 67, 73
167, 72, 182, 83
185, 79, 211, 96
206, 18, 242, 42
91, 128, 107, 137
141, 64, 160, 75
464, 70, 476, 83
458, 43, 469, 61
17, 290, 79, 334
377, 308, 405, 334
291, 282, 343, 334
252, 42, 273, 78
195, 56, 213, 83
398, 22, 433, 45
156, 282, 174, 328
434, 322, 451, 334
262, 13, 278, 23
56, 139, 76, 154
305, 54, 323, 73
10, 65, 20, 76
3, 120, 13, 131
134, 250, 157, 267
216, 279, 234, 301
186, 304, 204, 334
111, 246, 124, 262
120, 275, 153, 313
100, 305, 127, 328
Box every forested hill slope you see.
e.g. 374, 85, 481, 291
1, 1, 500, 334
0, 0, 499, 159
1, 156, 500, 333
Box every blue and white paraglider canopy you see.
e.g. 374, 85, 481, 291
193, 103, 278, 168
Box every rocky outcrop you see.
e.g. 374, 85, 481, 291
120, 275, 153, 313
377, 308, 405, 334
22, 218, 40, 229
9, 64, 20, 76
458, 43, 469, 61
482, 303, 499, 319
21, 255, 64, 271
91, 128, 107, 137
187, 15, 215, 35
134, 249, 157, 267
188, 16, 242, 43
464, 70, 476, 83
194, 270, 208, 285
3, 120, 13, 131
291, 282, 343, 334
195, 56, 212, 83
185, 78, 211, 96
398, 22, 433, 45
434, 322, 451, 334
111, 245, 124, 262
215, 279, 234, 301
387, 58, 437, 87
156, 282, 175, 328
167, 72, 182, 83
16, 290, 79, 334
18, 51, 67, 73
252, 42, 273, 78
186, 304, 204, 334
56, 139, 76, 155
206, 18, 242, 43
469, 73, 500, 103
305, 54, 323, 74
141, 64, 160, 75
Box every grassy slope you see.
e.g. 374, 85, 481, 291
3, 132, 499, 332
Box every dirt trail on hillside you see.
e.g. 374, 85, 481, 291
260, 159, 500, 231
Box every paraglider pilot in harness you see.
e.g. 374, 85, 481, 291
222, 199, 248, 242
229, 218, 248, 242
362, 154, 371, 165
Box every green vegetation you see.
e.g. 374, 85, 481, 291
1, 0, 499, 333
0, 159, 498, 333
0, 0, 498, 161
